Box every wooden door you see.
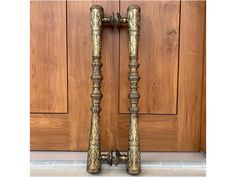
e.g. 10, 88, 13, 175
30, 1, 71, 150
30, 0, 206, 151
117, 0, 205, 151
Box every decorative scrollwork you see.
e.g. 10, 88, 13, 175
127, 5, 141, 175
87, 5, 104, 174
87, 4, 141, 175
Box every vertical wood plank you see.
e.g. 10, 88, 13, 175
119, 1, 180, 114
201, 54, 206, 155
177, 1, 206, 151
67, 1, 92, 150
30, 1, 67, 113
67, 0, 119, 151
92, 1, 120, 151
201, 23, 206, 155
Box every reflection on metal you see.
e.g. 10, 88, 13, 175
87, 6, 103, 174
87, 5, 141, 175
127, 5, 141, 175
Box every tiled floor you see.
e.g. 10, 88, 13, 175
30, 152, 206, 177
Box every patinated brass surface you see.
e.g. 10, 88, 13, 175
87, 5, 114, 174
127, 5, 141, 175
114, 150, 128, 166
87, 5, 103, 174
87, 4, 141, 175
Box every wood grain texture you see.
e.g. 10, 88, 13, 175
30, 1, 67, 113
30, 0, 206, 151
201, 15, 206, 155
201, 53, 206, 155
177, 1, 206, 151
67, 1, 92, 150
94, 1, 120, 151
117, 115, 177, 151
67, 0, 120, 151
30, 117, 70, 150
119, 1, 180, 114
116, 0, 205, 151
30, 1, 69, 150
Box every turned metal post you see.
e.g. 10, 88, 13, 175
126, 5, 141, 175
87, 5, 115, 174
87, 5, 103, 174
87, 4, 141, 175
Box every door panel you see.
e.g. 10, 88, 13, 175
117, 115, 177, 151
30, 1, 67, 113
67, 0, 119, 150
115, 0, 205, 151
30, 0, 205, 152
31, 116, 70, 150
30, 1, 70, 150
177, 1, 205, 150
119, 1, 180, 114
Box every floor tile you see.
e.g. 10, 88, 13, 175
182, 161, 205, 168
54, 160, 75, 166
30, 152, 206, 176
175, 152, 206, 162
31, 160, 54, 166
161, 161, 182, 168
142, 152, 179, 161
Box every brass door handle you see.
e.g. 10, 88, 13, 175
87, 5, 141, 175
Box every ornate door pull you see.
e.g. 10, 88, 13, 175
87, 5, 141, 175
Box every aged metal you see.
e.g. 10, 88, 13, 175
87, 4, 141, 175
87, 5, 104, 174
126, 5, 141, 175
